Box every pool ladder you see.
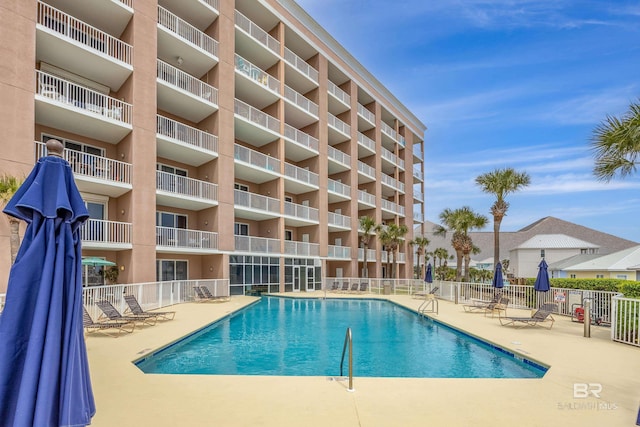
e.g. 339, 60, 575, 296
340, 327, 354, 392
418, 294, 438, 316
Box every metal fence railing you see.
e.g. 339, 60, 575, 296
612, 295, 639, 347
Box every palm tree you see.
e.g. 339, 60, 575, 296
475, 168, 530, 271
359, 216, 377, 278
376, 223, 408, 278
0, 175, 24, 264
591, 99, 640, 181
433, 247, 450, 279
376, 225, 392, 278
409, 235, 430, 279
434, 207, 488, 282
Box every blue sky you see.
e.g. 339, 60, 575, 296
296, 0, 640, 242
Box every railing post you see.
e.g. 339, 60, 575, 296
584, 299, 591, 338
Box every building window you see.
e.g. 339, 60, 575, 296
570, 274, 576, 279
156, 211, 187, 228
234, 223, 249, 236
596, 274, 604, 279
234, 183, 249, 192
616, 274, 628, 280
284, 230, 293, 241
540, 249, 545, 258
156, 260, 188, 281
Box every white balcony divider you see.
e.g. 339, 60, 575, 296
36, 70, 132, 123
157, 60, 218, 104
357, 103, 375, 124
235, 11, 280, 54
327, 245, 351, 259
234, 190, 280, 214
156, 171, 218, 202
235, 54, 279, 93
328, 212, 351, 228
284, 163, 319, 187
284, 201, 319, 222
357, 160, 375, 179
81, 219, 132, 245
357, 132, 376, 152
398, 135, 406, 147
158, 6, 218, 57
381, 172, 405, 193
234, 99, 280, 133
612, 295, 639, 346
327, 80, 350, 106
284, 241, 319, 257
283, 46, 319, 83
328, 113, 351, 136
233, 144, 280, 173
327, 146, 350, 166
357, 190, 375, 206
234, 235, 281, 254
37, 1, 132, 65
283, 123, 319, 152
381, 146, 404, 170
156, 226, 218, 250
284, 85, 319, 117
413, 167, 424, 181
157, 115, 218, 153
35, 141, 132, 184
327, 179, 351, 198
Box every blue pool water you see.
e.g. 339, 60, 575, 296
136, 297, 547, 378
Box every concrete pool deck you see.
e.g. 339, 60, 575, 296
86, 293, 640, 426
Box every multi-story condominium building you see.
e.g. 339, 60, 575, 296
0, 0, 426, 295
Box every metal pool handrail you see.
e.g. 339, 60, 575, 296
340, 327, 354, 392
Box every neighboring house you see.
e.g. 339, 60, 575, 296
547, 254, 602, 278
553, 245, 640, 281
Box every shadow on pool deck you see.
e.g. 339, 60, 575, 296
85, 294, 640, 427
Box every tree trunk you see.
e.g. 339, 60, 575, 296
463, 252, 471, 282
493, 214, 503, 270
455, 249, 463, 281
363, 241, 368, 278
9, 218, 20, 264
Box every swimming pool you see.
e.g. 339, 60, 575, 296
136, 297, 547, 378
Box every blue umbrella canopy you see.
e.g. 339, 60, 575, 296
0, 140, 95, 426
534, 259, 551, 292
424, 263, 433, 283
492, 262, 504, 289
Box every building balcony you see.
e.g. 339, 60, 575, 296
283, 85, 318, 128
156, 115, 218, 166
234, 11, 280, 71
327, 179, 351, 203
158, 0, 219, 33
381, 172, 405, 194
381, 146, 404, 171
235, 235, 280, 254
358, 248, 377, 262
156, 226, 219, 253
156, 59, 218, 122
36, 1, 133, 91
357, 103, 375, 131
380, 121, 405, 148
43, 0, 133, 39
234, 190, 280, 221
357, 190, 376, 209
35, 141, 132, 198
327, 81, 350, 115
283, 46, 319, 93
357, 161, 376, 184
413, 167, 424, 183
397, 252, 406, 263
284, 240, 319, 257
35, 70, 132, 143
381, 199, 405, 218
283, 123, 319, 162
234, 99, 280, 147
283, 163, 319, 194
357, 132, 376, 157
327, 146, 350, 175
327, 113, 351, 144
414, 210, 424, 223
156, 171, 218, 211
81, 219, 132, 250
327, 245, 351, 260
413, 143, 424, 163
414, 190, 424, 203
283, 201, 319, 226
233, 144, 280, 184
157, 6, 219, 78
328, 212, 351, 231
235, 55, 280, 108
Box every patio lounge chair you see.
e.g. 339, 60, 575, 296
484, 297, 510, 318
350, 282, 360, 292
499, 303, 556, 329
96, 300, 157, 326
359, 282, 369, 293
195, 286, 229, 302
463, 292, 502, 312
124, 295, 175, 321
414, 286, 439, 298
341, 282, 350, 292
83, 306, 135, 337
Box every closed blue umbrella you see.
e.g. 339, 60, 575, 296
0, 140, 95, 426
534, 259, 551, 292
492, 262, 504, 289
425, 263, 433, 284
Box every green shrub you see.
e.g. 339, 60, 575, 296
520, 278, 640, 297
619, 282, 640, 298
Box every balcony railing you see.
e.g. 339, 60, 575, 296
328, 113, 350, 136
357, 132, 376, 152
201, 0, 220, 11
357, 103, 375, 124
234, 99, 280, 133
81, 219, 132, 245
235, 235, 280, 254
327, 179, 351, 198
158, 6, 218, 57
358, 248, 377, 262
156, 171, 218, 202
381, 199, 405, 216
283, 123, 319, 152
283, 201, 319, 222
413, 210, 424, 223
381, 173, 405, 193
357, 161, 375, 179
37, 70, 132, 124
157, 60, 218, 104
284, 241, 319, 257
284, 85, 319, 117
381, 146, 404, 170
414, 191, 424, 202
37, 1, 132, 65
284, 163, 319, 187
35, 141, 132, 184
327, 81, 350, 106
413, 143, 423, 162
234, 190, 280, 214
234, 144, 280, 173
157, 115, 218, 153
328, 212, 351, 228
283, 46, 319, 83
327, 146, 350, 166
327, 245, 351, 259
235, 11, 280, 55
156, 226, 218, 250
413, 167, 424, 181
235, 54, 279, 93
358, 190, 376, 206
